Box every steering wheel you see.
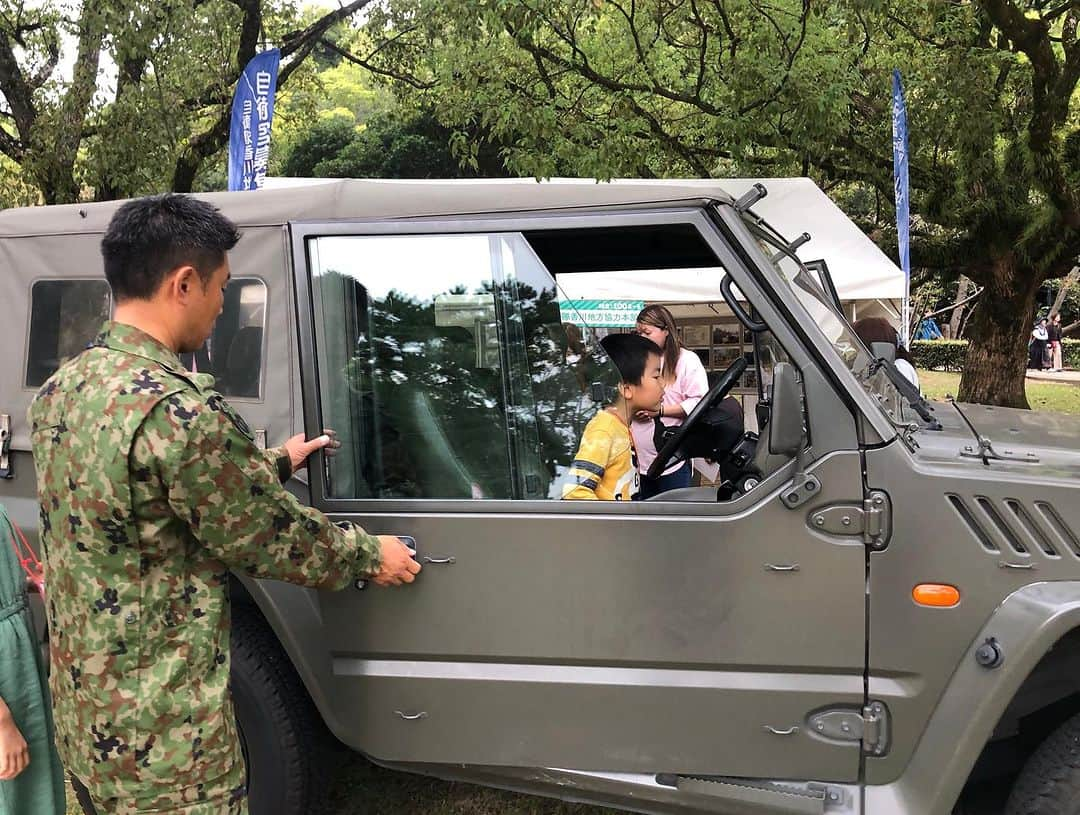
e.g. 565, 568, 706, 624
646, 356, 748, 479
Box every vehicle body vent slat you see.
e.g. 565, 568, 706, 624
1005, 499, 1059, 558
1035, 502, 1080, 558
947, 494, 998, 553
975, 496, 1027, 555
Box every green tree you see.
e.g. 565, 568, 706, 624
282, 106, 512, 178
0, 0, 376, 204
280, 115, 359, 177
357, 0, 1080, 407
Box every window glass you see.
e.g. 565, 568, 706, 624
308, 226, 797, 503
178, 278, 266, 399
26, 280, 111, 387
309, 233, 616, 500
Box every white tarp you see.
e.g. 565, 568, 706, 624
706, 177, 903, 301
555, 177, 904, 303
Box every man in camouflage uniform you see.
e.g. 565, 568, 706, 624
28, 194, 421, 815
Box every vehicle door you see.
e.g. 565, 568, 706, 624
290, 206, 870, 782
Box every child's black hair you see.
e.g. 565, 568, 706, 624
600, 333, 660, 386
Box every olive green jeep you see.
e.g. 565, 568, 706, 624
2, 180, 1079, 815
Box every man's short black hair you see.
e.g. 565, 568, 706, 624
101, 193, 241, 301
600, 332, 660, 386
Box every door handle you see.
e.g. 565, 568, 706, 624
998, 561, 1034, 570
763, 725, 800, 736
422, 556, 456, 565
394, 710, 428, 721
764, 563, 800, 572
355, 535, 419, 590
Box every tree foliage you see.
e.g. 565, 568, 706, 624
281, 106, 512, 178
0, 0, 378, 204
355, 0, 1080, 406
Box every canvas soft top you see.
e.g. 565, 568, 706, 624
0, 178, 728, 238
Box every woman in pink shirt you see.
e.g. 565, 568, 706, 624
630, 305, 709, 499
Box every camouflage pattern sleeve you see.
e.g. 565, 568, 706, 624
264, 444, 293, 484
147, 392, 381, 588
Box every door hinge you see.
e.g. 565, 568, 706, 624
807, 701, 890, 757
0, 415, 12, 480
807, 490, 891, 549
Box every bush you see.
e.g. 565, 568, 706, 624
911, 340, 968, 371
1065, 338, 1080, 368
910, 337, 1078, 371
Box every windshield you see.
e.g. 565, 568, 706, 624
740, 215, 915, 428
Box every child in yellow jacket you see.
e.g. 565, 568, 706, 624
563, 333, 664, 501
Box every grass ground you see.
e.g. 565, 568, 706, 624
919, 369, 1080, 414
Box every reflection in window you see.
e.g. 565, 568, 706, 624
26, 280, 111, 387
178, 278, 266, 398
309, 233, 617, 500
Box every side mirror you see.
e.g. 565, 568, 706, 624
768, 362, 805, 457
870, 342, 896, 363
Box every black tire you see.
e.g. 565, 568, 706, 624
231, 605, 331, 815
1006, 709, 1080, 814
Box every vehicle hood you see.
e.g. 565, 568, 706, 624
909, 400, 1080, 482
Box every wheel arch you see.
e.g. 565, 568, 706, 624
866, 581, 1080, 815
230, 573, 354, 747
965, 626, 1080, 789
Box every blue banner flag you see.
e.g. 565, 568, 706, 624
891, 69, 911, 342
227, 49, 281, 191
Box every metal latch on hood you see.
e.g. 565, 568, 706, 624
807, 490, 891, 549
950, 398, 1039, 465
959, 435, 1039, 465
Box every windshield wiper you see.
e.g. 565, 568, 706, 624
869, 358, 943, 431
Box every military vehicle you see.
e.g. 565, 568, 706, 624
2, 180, 1079, 815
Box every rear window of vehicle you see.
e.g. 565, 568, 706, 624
24, 277, 267, 399
25, 280, 112, 387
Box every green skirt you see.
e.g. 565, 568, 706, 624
0, 506, 66, 815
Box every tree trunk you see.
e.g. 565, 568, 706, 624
948, 275, 972, 339
1049, 267, 1079, 318
957, 255, 1037, 408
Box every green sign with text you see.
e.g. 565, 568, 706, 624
559, 299, 644, 328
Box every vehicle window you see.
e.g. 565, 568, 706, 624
746, 222, 868, 374
744, 218, 905, 423
178, 278, 266, 399
309, 233, 616, 500
308, 225, 799, 503
25, 280, 111, 387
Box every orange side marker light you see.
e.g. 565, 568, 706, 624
913, 584, 960, 608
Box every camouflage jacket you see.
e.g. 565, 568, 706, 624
28, 321, 382, 803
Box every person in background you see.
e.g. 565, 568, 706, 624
563, 334, 663, 501
0, 506, 66, 815
1029, 318, 1049, 370
1048, 313, 1064, 372
631, 305, 709, 499
914, 311, 943, 341
852, 317, 920, 391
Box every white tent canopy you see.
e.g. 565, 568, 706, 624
549, 178, 901, 308
708, 177, 903, 302
544, 178, 903, 321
